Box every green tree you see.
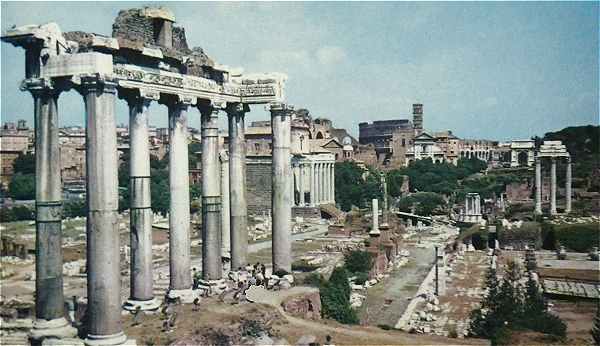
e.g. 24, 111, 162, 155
8, 173, 35, 200
470, 266, 501, 338
335, 162, 382, 211
13, 153, 35, 174
386, 170, 405, 197
320, 266, 358, 324
344, 250, 373, 275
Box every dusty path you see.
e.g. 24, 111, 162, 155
255, 286, 487, 345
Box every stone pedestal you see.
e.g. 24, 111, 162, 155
270, 103, 293, 273
370, 198, 380, 236
167, 288, 201, 304
122, 298, 161, 312
196, 279, 228, 296
30, 317, 77, 342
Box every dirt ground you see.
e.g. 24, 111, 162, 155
122, 288, 487, 346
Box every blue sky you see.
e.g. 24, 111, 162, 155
1, 1, 598, 140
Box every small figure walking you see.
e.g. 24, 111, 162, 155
131, 305, 142, 326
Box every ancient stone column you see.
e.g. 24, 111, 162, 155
200, 104, 222, 279
26, 79, 77, 341
80, 77, 127, 345
550, 158, 557, 215
325, 163, 331, 203
331, 162, 336, 204
124, 91, 159, 311
535, 157, 542, 215
270, 103, 293, 273
226, 103, 248, 270
299, 164, 305, 206
370, 199, 380, 235
219, 151, 231, 261
310, 162, 317, 207
293, 163, 300, 206
167, 98, 193, 296
565, 158, 572, 213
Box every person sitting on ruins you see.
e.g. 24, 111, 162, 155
192, 297, 201, 311
192, 267, 202, 289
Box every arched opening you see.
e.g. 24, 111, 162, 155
316, 132, 324, 139
517, 151, 528, 166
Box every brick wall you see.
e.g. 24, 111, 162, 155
112, 9, 155, 45
247, 156, 272, 216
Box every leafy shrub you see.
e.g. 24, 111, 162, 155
555, 224, 599, 252
241, 319, 265, 337
291, 259, 319, 272
320, 267, 358, 324
377, 324, 392, 330
354, 272, 369, 285
302, 273, 325, 287
273, 269, 290, 277
344, 250, 372, 275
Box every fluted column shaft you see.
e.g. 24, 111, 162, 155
227, 104, 248, 270
127, 96, 154, 303
31, 84, 64, 322
168, 101, 192, 290
81, 78, 125, 343
200, 105, 222, 280
565, 158, 572, 213
550, 158, 557, 215
270, 103, 292, 273
535, 158, 542, 215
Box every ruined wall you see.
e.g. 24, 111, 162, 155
281, 291, 321, 320
247, 156, 272, 217
112, 9, 155, 45
172, 26, 188, 51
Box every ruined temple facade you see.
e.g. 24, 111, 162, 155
2, 6, 291, 345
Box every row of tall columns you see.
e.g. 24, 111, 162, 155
465, 195, 481, 215
26, 79, 289, 344
304, 162, 335, 206
535, 157, 572, 216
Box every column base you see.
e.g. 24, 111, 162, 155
123, 298, 161, 312
197, 279, 227, 296
84, 331, 134, 346
167, 288, 200, 304
30, 317, 78, 342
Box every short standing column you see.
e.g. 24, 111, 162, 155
330, 163, 336, 204
293, 164, 300, 206
220, 151, 231, 261
550, 158, 557, 215
80, 77, 126, 345
310, 163, 315, 206
565, 158, 572, 213
167, 99, 192, 293
27, 80, 76, 341
227, 103, 249, 270
200, 104, 222, 280
535, 158, 542, 215
125, 93, 159, 310
299, 164, 305, 206
270, 103, 293, 273
325, 163, 330, 203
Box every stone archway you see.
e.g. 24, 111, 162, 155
315, 131, 324, 139
517, 151, 528, 166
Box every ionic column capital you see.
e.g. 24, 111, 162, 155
120, 88, 159, 108
268, 102, 293, 115
77, 74, 118, 93
225, 102, 250, 116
